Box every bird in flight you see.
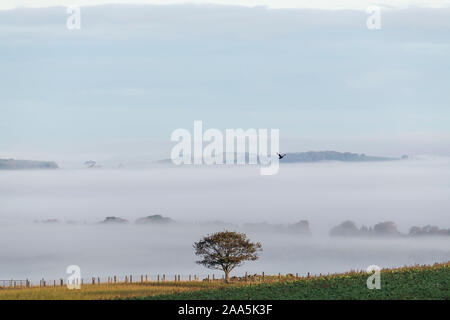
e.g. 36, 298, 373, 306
277, 153, 286, 159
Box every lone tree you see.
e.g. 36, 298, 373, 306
193, 230, 262, 283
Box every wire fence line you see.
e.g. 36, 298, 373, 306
0, 271, 319, 289
0, 280, 28, 288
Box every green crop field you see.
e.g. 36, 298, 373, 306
143, 262, 449, 300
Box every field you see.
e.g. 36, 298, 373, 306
146, 262, 450, 300
0, 281, 229, 300
0, 262, 448, 300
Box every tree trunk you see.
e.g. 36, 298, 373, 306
224, 270, 230, 284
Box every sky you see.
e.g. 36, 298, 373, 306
1, 2, 450, 165
1, 0, 450, 11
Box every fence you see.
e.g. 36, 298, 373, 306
0, 271, 324, 289
0, 280, 29, 288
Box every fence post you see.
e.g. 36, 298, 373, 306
163, 274, 165, 282
296, 273, 298, 280
157, 275, 160, 283
212, 274, 215, 281
189, 275, 191, 282
92, 277, 95, 285
145, 275, 148, 282
97, 277, 100, 285
245, 272, 248, 282
114, 275, 117, 283
130, 275, 132, 283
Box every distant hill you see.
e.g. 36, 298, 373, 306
157, 151, 401, 164
281, 151, 396, 163
0, 158, 59, 170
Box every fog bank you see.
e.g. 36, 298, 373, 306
0, 159, 449, 280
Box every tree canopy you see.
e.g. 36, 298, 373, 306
193, 230, 262, 282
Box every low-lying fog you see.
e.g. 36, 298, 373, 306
1, 159, 449, 281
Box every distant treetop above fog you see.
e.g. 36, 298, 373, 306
330, 221, 402, 237
99, 216, 129, 224
281, 151, 398, 163
0, 158, 58, 170
135, 215, 173, 225
330, 221, 449, 237
34, 219, 60, 224
409, 225, 450, 237
29, 215, 450, 238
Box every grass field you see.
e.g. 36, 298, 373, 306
0, 281, 229, 300
145, 262, 449, 300
0, 262, 448, 300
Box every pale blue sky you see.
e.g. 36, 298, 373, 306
1, 5, 450, 163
